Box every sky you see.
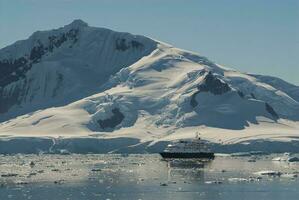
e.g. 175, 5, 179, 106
0, 0, 298, 85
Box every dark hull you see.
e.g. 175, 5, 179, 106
160, 152, 215, 159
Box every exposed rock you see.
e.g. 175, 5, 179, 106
0, 28, 79, 114
30, 40, 45, 63
190, 91, 200, 108
0, 85, 21, 113
115, 38, 143, 51
131, 40, 143, 49
0, 57, 29, 87
98, 108, 125, 129
198, 72, 231, 95
251, 93, 256, 99
190, 72, 231, 108
265, 103, 279, 119
237, 90, 245, 98
116, 38, 130, 51
48, 29, 78, 52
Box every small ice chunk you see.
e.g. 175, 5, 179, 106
29, 161, 35, 167
59, 149, 71, 155
14, 180, 29, 185
255, 170, 281, 176
230, 152, 251, 157
1, 173, 18, 177
54, 180, 65, 184
91, 168, 102, 172
287, 157, 299, 162
272, 154, 299, 162
28, 172, 37, 176
205, 180, 222, 184
248, 158, 256, 162
228, 178, 248, 182
272, 157, 286, 161
280, 173, 298, 178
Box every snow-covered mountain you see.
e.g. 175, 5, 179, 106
0, 19, 156, 121
0, 20, 298, 153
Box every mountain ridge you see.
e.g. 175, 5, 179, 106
0, 20, 157, 122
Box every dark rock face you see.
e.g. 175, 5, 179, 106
97, 108, 125, 129
0, 86, 21, 113
190, 91, 200, 108
0, 28, 79, 89
131, 40, 144, 49
251, 93, 256, 99
198, 72, 231, 95
52, 72, 64, 98
0, 57, 29, 87
115, 38, 144, 51
265, 103, 279, 119
0, 29, 79, 114
190, 72, 231, 108
116, 38, 130, 51
48, 29, 78, 52
237, 90, 245, 98
30, 41, 45, 63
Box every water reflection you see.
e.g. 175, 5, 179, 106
166, 159, 206, 183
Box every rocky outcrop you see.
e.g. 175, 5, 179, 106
0, 57, 29, 87
0, 28, 79, 88
0, 28, 79, 114
97, 108, 125, 129
237, 90, 245, 98
190, 72, 231, 108
198, 72, 231, 95
265, 103, 279, 119
48, 29, 78, 52
115, 38, 144, 51
190, 91, 200, 108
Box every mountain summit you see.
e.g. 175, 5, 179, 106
66, 19, 89, 28
0, 20, 298, 153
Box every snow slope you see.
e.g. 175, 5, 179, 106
0, 20, 298, 153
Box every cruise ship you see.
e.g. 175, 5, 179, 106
160, 134, 214, 159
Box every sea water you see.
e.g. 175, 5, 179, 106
0, 154, 298, 200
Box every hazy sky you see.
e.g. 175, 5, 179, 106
0, 0, 298, 85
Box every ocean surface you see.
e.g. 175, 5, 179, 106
0, 154, 299, 200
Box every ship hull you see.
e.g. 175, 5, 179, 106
160, 152, 215, 159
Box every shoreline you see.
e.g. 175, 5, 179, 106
1, 136, 299, 154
